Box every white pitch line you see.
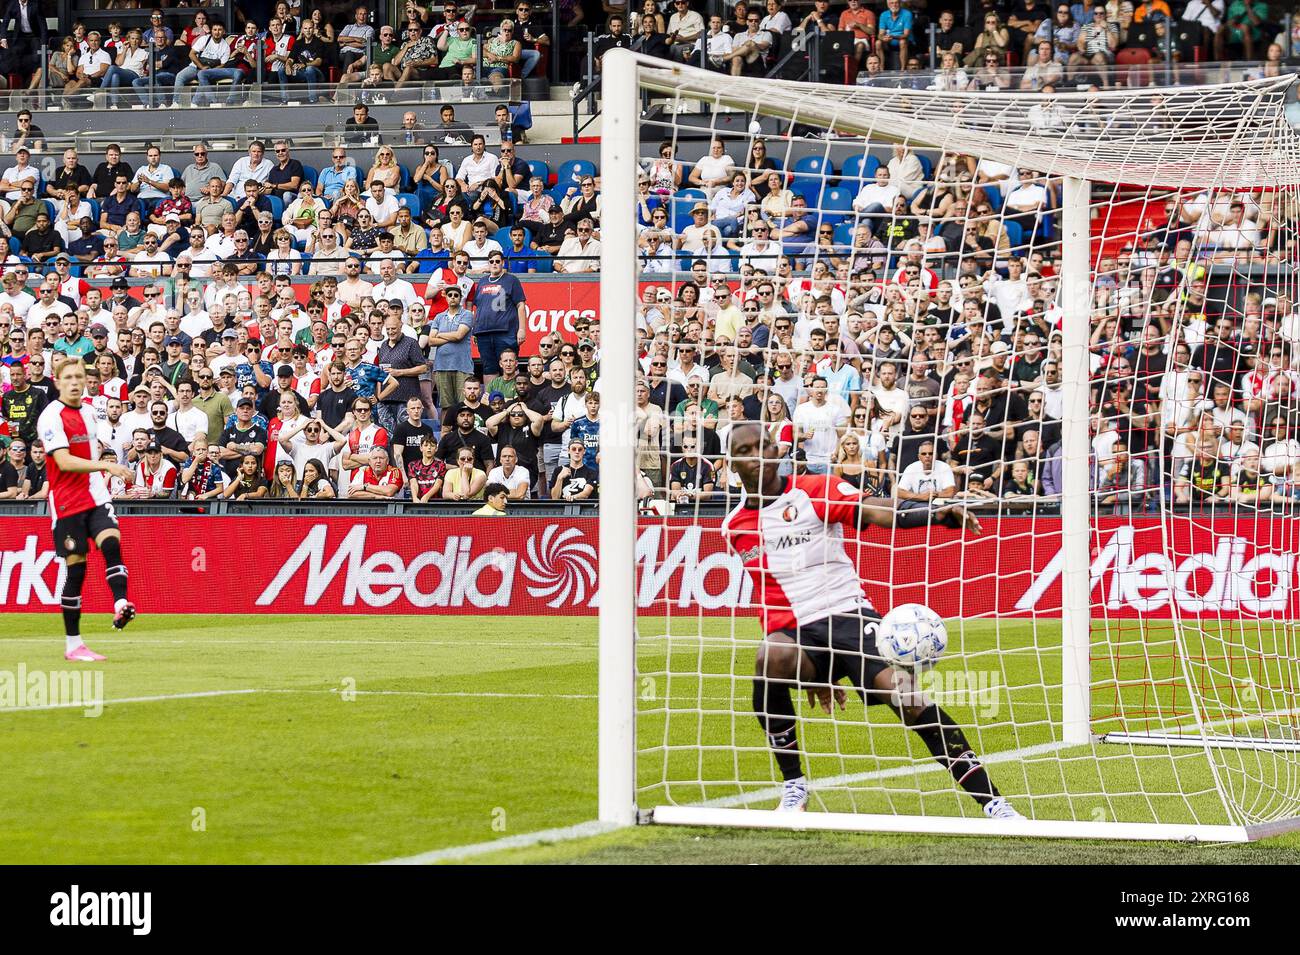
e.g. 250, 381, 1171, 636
375, 819, 622, 865
0, 688, 258, 713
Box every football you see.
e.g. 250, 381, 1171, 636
877, 604, 948, 671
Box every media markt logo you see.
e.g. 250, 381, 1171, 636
521, 525, 598, 608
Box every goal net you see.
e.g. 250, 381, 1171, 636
597, 49, 1300, 840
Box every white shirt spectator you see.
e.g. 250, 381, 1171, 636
169, 406, 210, 444
887, 151, 925, 199
178, 246, 221, 279
872, 382, 910, 439
852, 180, 900, 213
897, 458, 957, 497
759, 10, 792, 33
736, 238, 781, 271
132, 162, 177, 201
365, 193, 400, 225
227, 155, 274, 195
461, 236, 503, 270
1, 163, 38, 200
370, 277, 419, 310
487, 464, 532, 497
792, 395, 849, 466
456, 151, 501, 188
557, 236, 601, 272
692, 152, 736, 188
77, 47, 112, 80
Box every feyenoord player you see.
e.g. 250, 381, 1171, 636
36, 358, 138, 662
723, 423, 1022, 818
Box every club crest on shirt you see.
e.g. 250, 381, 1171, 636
781, 504, 797, 522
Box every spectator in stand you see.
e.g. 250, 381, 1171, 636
64, 29, 111, 107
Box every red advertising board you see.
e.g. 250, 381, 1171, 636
1, 515, 1297, 618
283, 277, 600, 356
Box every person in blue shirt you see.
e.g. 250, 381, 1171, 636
877, 0, 913, 69
100, 173, 145, 233
567, 391, 601, 470
341, 338, 395, 401
235, 340, 274, 398
426, 286, 474, 423
502, 223, 538, 274
468, 251, 528, 378
317, 147, 359, 203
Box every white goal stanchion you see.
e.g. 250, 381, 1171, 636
597, 49, 1300, 840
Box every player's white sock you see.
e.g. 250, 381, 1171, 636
66, 633, 83, 653
114, 598, 129, 613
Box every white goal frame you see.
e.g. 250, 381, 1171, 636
595, 49, 1300, 841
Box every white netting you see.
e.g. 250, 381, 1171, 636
617, 59, 1300, 834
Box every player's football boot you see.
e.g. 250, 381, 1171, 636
984, 796, 1025, 820
112, 600, 137, 631
776, 777, 809, 812
65, 644, 107, 662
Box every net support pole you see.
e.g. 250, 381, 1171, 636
1059, 175, 1092, 747
597, 48, 639, 827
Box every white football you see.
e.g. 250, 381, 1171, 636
877, 604, 948, 671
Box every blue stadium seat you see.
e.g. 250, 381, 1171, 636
982, 184, 1002, 212
533, 251, 553, 273
302, 165, 319, 188
839, 154, 871, 187
555, 159, 597, 191
397, 164, 413, 192
819, 185, 854, 224
7, 237, 19, 256
42, 199, 57, 220
833, 222, 854, 246
266, 195, 285, 221
670, 194, 701, 232
298, 251, 311, 275
792, 155, 834, 180
1035, 212, 1055, 240
789, 177, 823, 205
865, 155, 882, 178
1003, 219, 1024, 250
526, 159, 549, 185
916, 154, 933, 181
397, 192, 421, 217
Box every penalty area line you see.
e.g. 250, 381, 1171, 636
374, 819, 623, 864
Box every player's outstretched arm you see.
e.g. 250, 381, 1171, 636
50, 448, 134, 484
857, 496, 982, 535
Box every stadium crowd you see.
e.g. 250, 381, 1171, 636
1, 2, 1294, 103
0, 118, 1295, 509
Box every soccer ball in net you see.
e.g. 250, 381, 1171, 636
876, 604, 948, 671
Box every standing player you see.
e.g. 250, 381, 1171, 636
723, 422, 1022, 818
36, 358, 138, 662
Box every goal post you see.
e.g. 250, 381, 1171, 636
597, 49, 1300, 839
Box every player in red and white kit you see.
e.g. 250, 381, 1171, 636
36, 358, 139, 662
723, 422, 1022, 818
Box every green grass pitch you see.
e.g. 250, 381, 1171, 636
1, 613, 1297, 864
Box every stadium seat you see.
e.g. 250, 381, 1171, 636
397, 192, 421, 217
299, 251, 311, 275
533, 252, 553, 273
526, 160, 549, 185
555, 159, 597, 191
982, 184, 1002, 212
42, 199, 57, 220
792, 155, 834, 180
819, 185, 854, 224
833, 222, 854, 246
302, 165, 319, 188
789, 177, 824, 205
397, 164, 413, 192
670, 194, 700, 231
1003, 219, 1024, 250
839, 154, 871, 187
7, 237, 19, 256
917, 154, 933, 182
84, 198, 99, 222
266, 195, 285, 221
